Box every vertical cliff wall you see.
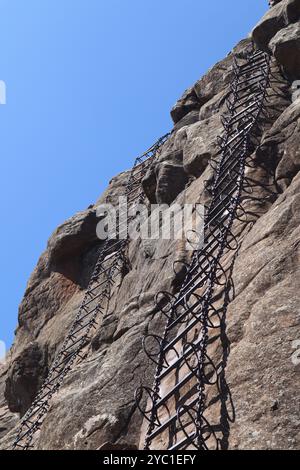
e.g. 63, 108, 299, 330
0, 0, 300, 450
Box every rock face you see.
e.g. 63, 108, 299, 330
227, 170, 300, 450
252, 0, 300, 78
270, 22, 300, 78
1, 3, 300, 450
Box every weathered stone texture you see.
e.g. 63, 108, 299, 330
252, 0, 300, 78
0, 3, 300, 451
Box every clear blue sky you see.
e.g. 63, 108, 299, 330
0, 0, 267, 349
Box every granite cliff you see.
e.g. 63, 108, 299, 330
1, 0, 300, 450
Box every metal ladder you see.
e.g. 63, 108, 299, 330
12, 134, 170, 450
135, 47, 271, 451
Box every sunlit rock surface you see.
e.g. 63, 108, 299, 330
1, 2, 300, 450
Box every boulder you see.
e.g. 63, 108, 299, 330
170, 87, 201, 124
252, 1, 287, 52
270, 22, 300, 79
252, 0, 300, 52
